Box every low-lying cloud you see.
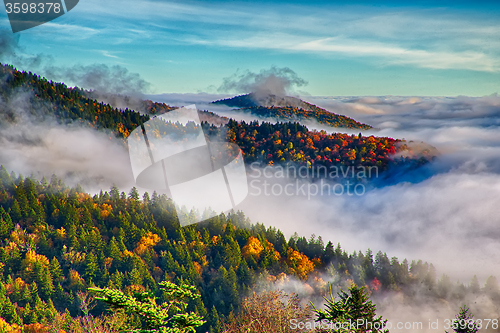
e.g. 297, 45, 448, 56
0, 89, 135, 193
1, 66, 499, 323
238, 94, 500, 287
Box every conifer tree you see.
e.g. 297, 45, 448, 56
0, 165, 14, 190
4, 296, 22, 325
445, 306, 479, 333
108, 236, 121, 260
50, 257, 63, 282
110, 185, 120, 201
30, 282, 39, 300
39, 266, 55, 300
223, 238, 241, 268
312, 282, 388, 333
484, 276, 499, 293
84, 252, 98, 283
469, 276, 480, 293
54, 283, 66, 303
24, 303, 38, 324
209, 305, 222, 333
0, 206, 13, 238
129, 187, 140, 200
9, 199, 22, 223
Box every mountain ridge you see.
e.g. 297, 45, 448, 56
213, 92, 315, 109
212, 93, 372, 129
0, 63, 431, 173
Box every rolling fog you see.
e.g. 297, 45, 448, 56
155, 87, 500, 330
1, 63, 499, 330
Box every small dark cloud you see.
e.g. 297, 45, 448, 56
45, 63, 151, 97
0, 30, 19, 59
218, 66, 308, 97
0, 29, 45, 68
0, 30, 151, 100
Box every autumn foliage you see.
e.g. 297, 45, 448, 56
241, 236, 264, 259
286, 248, 315, 280
134, 232, 161, 255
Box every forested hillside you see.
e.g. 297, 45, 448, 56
0, 64, 462, 332
205, 120, 431, 171
212, 93, 315, 109
0, 63, 430, 174
0, 169, 498, 332
0, 64, 152, 139
213, 93, 372, 129
232, 105, 372, 129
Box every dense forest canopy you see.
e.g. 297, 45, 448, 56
0, 169, 498, 332
0, 63, 433, 178
0, 63, 492, 332
213, 93, 372, 129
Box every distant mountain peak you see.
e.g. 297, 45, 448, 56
212, 92, 372, 129
212, 92, 314, 110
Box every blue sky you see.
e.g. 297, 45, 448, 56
1, 0, 500, 96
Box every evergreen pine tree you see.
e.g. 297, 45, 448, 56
209, 305, 222, 333
54, 283, 65, 303
469, 275, 480, 293
484, 276, 499, 293
108, 236, 121, 260
223, 237, 241, 269
129, 187, 140, 200
445, 306, 479, 333
110, 185, 120, 201
24, 302, 38, 324
50, 257, 63, 282
1, 294, 22, 325
9, 199, 22, 223
0, 165, 14, 190
39, 266, 55, 300
237, 259, 251, 285
323, 241, 335, 265
0, 206, 13, 238
312, 282, 388, 333
30, 281, 39, 300
84, 252, 98, 283
21, 284, 32, 304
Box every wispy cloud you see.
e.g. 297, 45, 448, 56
33, 22, 99, 40
10, 0, 499, 95
72, 0, 500, 72
185, 32, 498, 72
100, 50, 119, 59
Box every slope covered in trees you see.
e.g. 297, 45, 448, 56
0, 63, 431, 176
0, 64, 152, 139
204, 120, 432, 172
234, 105, 372, 129
212, 93, 372, 129
0, 169, 498, 332
212, 93, 316, 109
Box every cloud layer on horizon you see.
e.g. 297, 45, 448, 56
233, 94, 500, 286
